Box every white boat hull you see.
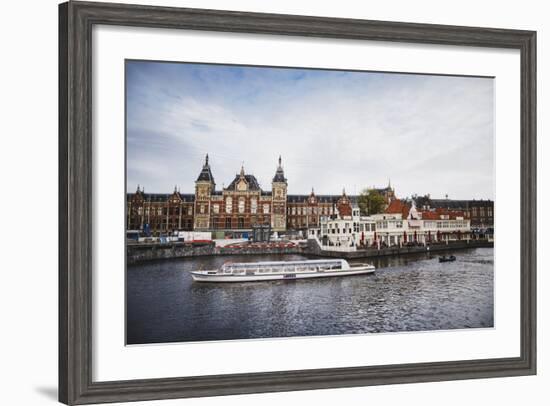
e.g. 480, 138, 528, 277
191, 265, 375, 283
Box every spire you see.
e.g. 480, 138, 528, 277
272, 155, 286, 183
174, 185, 178, 193
240, 165, 245, 177
136, 184, 140, 193
196, 154, 215, 184
342, 187, 346, 196
311, 187, 315, 195
388, 178, 391, 189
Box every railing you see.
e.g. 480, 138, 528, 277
309, 235, 357, 252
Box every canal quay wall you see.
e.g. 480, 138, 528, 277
307, 239, 494, 259
127, 239, 493, 264
127, 242, 304, 264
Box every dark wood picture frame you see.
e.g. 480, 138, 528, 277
59, 1, 537, 404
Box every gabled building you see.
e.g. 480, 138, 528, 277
127, 186, 195, 235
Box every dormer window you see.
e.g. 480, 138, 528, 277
237, 180, 247, 191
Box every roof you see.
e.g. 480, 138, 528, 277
425, 199, 493, 209
429, 199, 468, 209
178, 193, 196, 202
419, 211, 439, 220
373, 186, 392, 193
127, 192, 195, 203
226, 174, 262, 191
272, 166, 286, 183
420, 208, 467, 220
196, 164, 215, 183
385, 199, 410, 218
272, 156, 287, 183
196, 154, 215, 183
286, 194, 356, 204
437, 208, 467, 219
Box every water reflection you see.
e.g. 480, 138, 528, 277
127, 248, 494, 344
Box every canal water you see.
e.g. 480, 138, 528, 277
126, 248, 494, 344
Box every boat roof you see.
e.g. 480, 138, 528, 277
223, 259, 346, 267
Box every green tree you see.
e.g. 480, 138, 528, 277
358, 189, 386, 215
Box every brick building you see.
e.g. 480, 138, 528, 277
414, 196, 494, 228
127, 155, 356, 237
127, 155, 493, 237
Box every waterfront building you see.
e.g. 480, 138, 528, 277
373, 199, 471, 247
315, 198, 471, 250
414, 195, 494, 228
286, 188, 355, 236
314, 205, 376, 249
192, 155, 280, 235
127, 154, 480, 241
127, 186, 195, 234
127, 155, 379, 237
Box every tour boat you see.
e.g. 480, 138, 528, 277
191, 259, 375, 283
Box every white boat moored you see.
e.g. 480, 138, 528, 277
191, 258, 375, 283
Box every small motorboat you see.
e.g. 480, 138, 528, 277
439, 255, 456, 263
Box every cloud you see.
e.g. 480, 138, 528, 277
126, 61, 494, 200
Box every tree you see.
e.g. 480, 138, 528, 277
358, 189, 386, 215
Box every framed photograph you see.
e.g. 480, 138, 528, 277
59, 1, 536, 404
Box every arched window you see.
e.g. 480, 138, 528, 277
238, 197, 245, 214
225, 197, 232, 214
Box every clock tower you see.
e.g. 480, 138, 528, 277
194, 154, 215, 230
271, 156, 287, 232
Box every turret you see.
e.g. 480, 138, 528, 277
194, 154, 215, 230
272, 155, 287, 183
271, 156, 287, 232
195, 153, 215, 186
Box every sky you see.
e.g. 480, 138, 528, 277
126, 60, 494, 200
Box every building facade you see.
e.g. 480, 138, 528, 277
127, 155, 489, 239
127, 155, 358, 237
414, 196, 494, 228
313, 205, 376, 248
315, 198, 472, 251
127, 187, 195, 235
